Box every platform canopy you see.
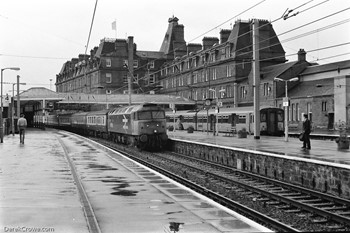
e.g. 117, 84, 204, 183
57, 92, 195, 106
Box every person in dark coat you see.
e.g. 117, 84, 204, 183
302, 114, 311, 149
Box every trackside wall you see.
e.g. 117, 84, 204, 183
168, 139, 350, 199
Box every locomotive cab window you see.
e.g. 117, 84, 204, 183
138, 111, 165, 120
138, 111, 152, 120
152, 111, 165, 119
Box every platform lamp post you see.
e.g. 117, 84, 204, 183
123, 63, 133, 106
274, 77, 299, 142
11, 82, 26, 136
1, 67, 20, 143
209, 88, 225, 136
204, 98, 212, 135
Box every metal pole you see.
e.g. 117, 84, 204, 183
215, 97, 218, 136
127, 36, 134, 106
284, 81, 289, 142
11, 85, 14, 134
0, 69, 4, 143
206, 109, 209, 135
17, 75, 20, 122
253, 19, 260, 139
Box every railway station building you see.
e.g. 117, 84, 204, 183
52, 16, 349, 132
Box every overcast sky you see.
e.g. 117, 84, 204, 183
1, 0, 349, 95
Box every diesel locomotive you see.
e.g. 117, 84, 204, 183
42, 103, 168, 150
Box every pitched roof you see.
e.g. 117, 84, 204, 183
19, 87, 62, 99
300, 60, 350, 76
288, 78, 334, 98
136, 51, 165, 59
261, 61, 299, 80
94, 39, 116, 58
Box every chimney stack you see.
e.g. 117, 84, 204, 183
202, 37, 219, 50
298, 49, 306, 62
220, 29, 231, 44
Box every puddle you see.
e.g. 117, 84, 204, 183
149, 180, 169, 184
110, 190, 138, 196
112, 183, 129, 189
193, 202, 213, 208
166, 211, 183, 215
173, 195, 199, 200
168, 222, 184, 232
88, 164, 118, 170
53, 169, 70, 172
159, 184, 178, 188
138, 172, 155, 176
166, 189, 190, 194
208, 210, 233, 218
163, 201, 175, 204
101, 177, 126, 183
142, 176, 162, 180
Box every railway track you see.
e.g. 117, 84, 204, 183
160, 151, 350, 232
93, 136, 350, 232
90, 138, 297, 232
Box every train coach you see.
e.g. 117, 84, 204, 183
166, 107, 284, 136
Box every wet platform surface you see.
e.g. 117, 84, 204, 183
0, 129, 88, 233
1, 129, 271, 233
168, 130, 350, 168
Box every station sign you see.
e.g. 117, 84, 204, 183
283, 97, 290, 107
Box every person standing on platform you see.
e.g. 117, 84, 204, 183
302, 114, 311, 150
17, 114, 27, 144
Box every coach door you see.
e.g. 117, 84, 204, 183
210, 114, 215, 131
268, 111, 276, 135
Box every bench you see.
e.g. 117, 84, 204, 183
224, 127, 237, 137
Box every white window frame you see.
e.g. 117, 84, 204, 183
123, 74, 128, 83
133, 60, 138, 68
106, 73, 112, 83
148, 61, 155, 69
149, 74, 155, 84
106, 59, 111, 67
212, 68, 217, 80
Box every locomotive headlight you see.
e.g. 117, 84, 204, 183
157, 124, 159, 127
146, 124, 149, 127
154, 129, 158, 133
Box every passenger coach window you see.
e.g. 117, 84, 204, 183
261, 113, 266, 122
278, 112, 283, 122
152, 111, 165, 119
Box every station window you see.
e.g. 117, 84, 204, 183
106, 73, 112, 83
106, 59, 111, 67
123, 74, 128, 83
322, 101, 327, 111
133, 60, 138, 68
148, 61, 155, 69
